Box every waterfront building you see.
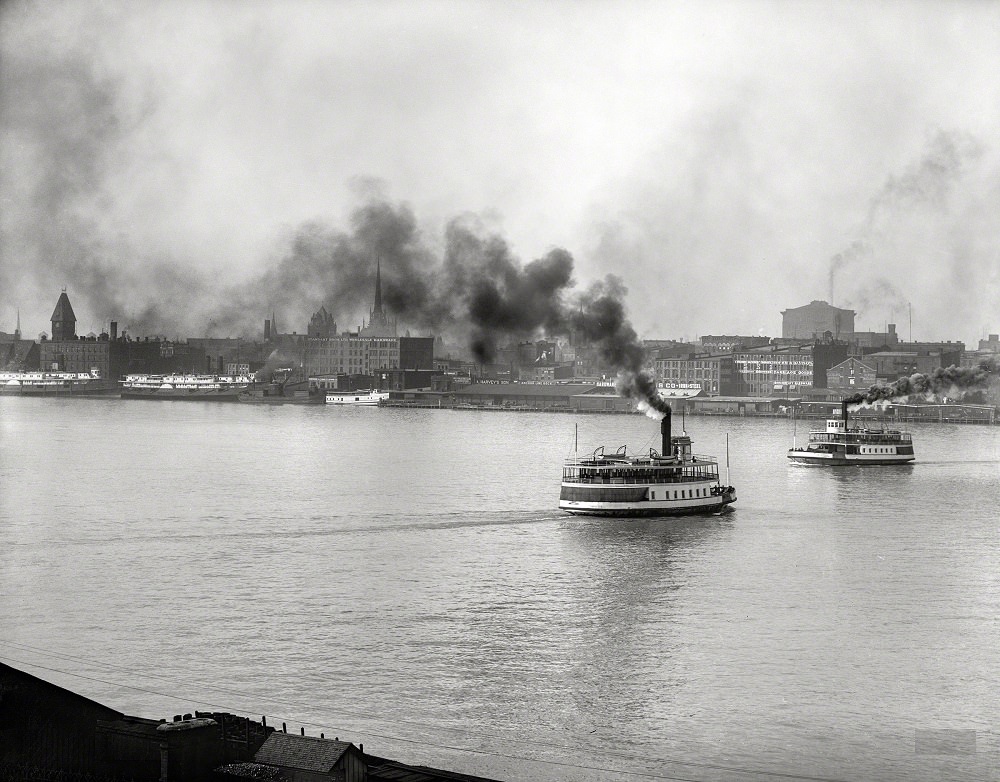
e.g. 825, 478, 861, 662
849, 324, 900, 349
732, 344, 815, 396
303, 265, 434, 377
653, 353, 735, 396
781, 300, 855, 340
187, 337, 267, 374
978, 334, 1000, 353
699, 335, 771, 353
447, 382, 635, 411
810, 341, 851, 388
864, 350, 951, 382
1, 312, 39, 370
885, 341, 964, 368
308, 306, 337, 338
827, 356, 878, 393
304, 334, 433, 376
254, 732, 366, 782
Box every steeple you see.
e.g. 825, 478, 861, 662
359, 256, 396, 337
374, 256, 383, 314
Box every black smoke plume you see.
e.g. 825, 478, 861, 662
0, 25, 665, 411
844, 358, 997, 408
567, 276, 670, 417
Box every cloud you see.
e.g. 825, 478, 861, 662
2, 0, 999, 346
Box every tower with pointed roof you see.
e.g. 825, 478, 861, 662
51, 290, 77, 341
359, 257, 396, 338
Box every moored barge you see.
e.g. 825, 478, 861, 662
560, 409, 736, 517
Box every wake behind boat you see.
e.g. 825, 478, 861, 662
788, 400, 915, 466
559, 408, 736, 517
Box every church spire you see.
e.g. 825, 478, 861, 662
360, 255, 395, 337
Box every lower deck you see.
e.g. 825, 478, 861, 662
559, 480, 736, 516
789, 440, 914, 465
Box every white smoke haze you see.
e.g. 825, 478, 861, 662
2, 1, 999, 345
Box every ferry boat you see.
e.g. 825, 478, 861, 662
787, 401, 915, 465
0, 370, 118, 396
559, 409, 737, 517
325, 389, 389, 406
121, 373, 252, 400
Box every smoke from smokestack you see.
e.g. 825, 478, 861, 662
844, 358, 997, 409
826, 130, 984, 311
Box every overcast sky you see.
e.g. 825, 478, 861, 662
2, 0, 998, 346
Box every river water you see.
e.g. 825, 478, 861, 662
1, 397, 998, 781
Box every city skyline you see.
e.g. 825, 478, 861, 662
2, 1, 999, 347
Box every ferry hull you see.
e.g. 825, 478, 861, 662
560, 487, 736, 517
560, 499, 735, 517
787, 451, 914, 466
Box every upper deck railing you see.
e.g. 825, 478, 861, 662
562, 458, 720, 484
807, 431, 911, 444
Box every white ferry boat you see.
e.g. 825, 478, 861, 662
325, 389, 389, 406
559, 410, 737, 517
121, 374, 252, 400
787, 401, 915, 465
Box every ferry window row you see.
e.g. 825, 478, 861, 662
650, 487, 714, 500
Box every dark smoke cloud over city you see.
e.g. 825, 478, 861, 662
2, 1, 999, 358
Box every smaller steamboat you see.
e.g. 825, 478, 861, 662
787, 401, 915, 466
560, 409, 736, 517
325, 389, 389, 406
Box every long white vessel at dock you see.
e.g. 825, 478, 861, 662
121, 374, 252, 400
0, 370, 118, 396
560, 409, 736, 517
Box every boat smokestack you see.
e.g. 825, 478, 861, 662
661, 406, 672, 457
842, 399, 849, 429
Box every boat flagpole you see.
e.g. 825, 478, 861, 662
575, 422, 578, 458
726, 433, 730, 486
792, 406, 797, 450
